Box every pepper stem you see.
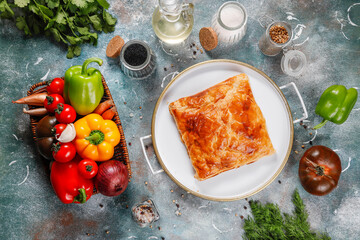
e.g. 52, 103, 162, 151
85, 130, 105, 145
73, 188, 87, 204
81, 57, 103, 76
313, 119, 328, 130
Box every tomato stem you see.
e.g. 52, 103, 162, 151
315, 166, 325, 176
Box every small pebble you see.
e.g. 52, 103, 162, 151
244, 206, 247, 210
105, 230, 110, 234
99, 204, 104, 208
140, 116, 143, 120
193, 51, 197, 55
145, 145, 149, 150
301, 145, 305, 149
150, 225, 153, 228
278, 180, 282, 184
129, 113, 134, 118
295, 150, 299, 154
240, 215, 244, 219
124, 102, 127, 105
172, 200, 175, 203
139, 106, 142, 109
171, 64, 174, 67
128, 142, 132, 146
309, 141, 313, 145
176, 203, 179, 208
170, 189, 173, 192
158, 226, 161, 231
235, 213, 238, 217
200, 49, 203, 54
164, 67, 167, 71
145, 181, 148, 185
181, 194, 184, 198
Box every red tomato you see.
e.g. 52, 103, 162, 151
44, 94, 64, 113
46, 78, 64, 95
299, 145, 342, 196
55, 103, 76, 124
52, 142, 76, 163
78, 159, 99, 179
51, 123, 67, 138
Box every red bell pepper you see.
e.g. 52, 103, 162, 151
50, 155, 94, 204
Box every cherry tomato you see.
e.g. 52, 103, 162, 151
46, 78, 64, 95
78, 159, 98, 179
55, 103, 76, 124
299, 145, 342, 196
52, 142, 76, 163
44, 94, 64, 113
51, 123, 67, 138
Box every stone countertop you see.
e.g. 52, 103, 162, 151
0, 0, 359, 239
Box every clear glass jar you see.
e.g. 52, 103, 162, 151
258, 21, 293, 56
281, 49, 307, 77
211, 1, 247, 43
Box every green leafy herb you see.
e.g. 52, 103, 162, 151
0, 0, 116, 58
243, 189, 331, 240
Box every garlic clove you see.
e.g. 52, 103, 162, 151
57, 123, 76, 143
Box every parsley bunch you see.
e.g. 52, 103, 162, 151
243, 189, 331, 240
0, 0, 116, 58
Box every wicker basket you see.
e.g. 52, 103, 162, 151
26, 76, 132, 180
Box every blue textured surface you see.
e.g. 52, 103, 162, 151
1, 0, 359, 239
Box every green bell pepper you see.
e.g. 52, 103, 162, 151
313, 85, 358, 129
64, 58, 104, 115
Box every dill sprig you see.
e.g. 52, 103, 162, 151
243, 189, 331, 240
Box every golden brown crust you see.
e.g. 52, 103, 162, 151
169, 74, 275, 181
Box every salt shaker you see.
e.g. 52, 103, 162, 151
211, 1, 248, 43
258, 21, 293, 56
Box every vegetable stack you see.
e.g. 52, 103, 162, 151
12, 57, 130, 204
0, 0, 117, 58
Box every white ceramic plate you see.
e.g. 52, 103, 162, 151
152, 60, 293, 201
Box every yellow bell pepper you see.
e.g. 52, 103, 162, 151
73, 113, 120, 161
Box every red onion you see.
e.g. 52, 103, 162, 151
95, 160, 129, 196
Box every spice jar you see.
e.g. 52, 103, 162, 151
131, 199, 160, 227
211, 1, 248, 43
258, 21, 293, 56
119, 40, 157, 79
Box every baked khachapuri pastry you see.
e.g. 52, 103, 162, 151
169, 73, 275, 181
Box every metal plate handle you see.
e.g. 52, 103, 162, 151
280, 82, 308, 124
140, 135, 164, 175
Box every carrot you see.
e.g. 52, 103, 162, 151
12, 92, 48, 106
93, 99, 114, 115
102, 106, 117, 120
23, 108, 48, 116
